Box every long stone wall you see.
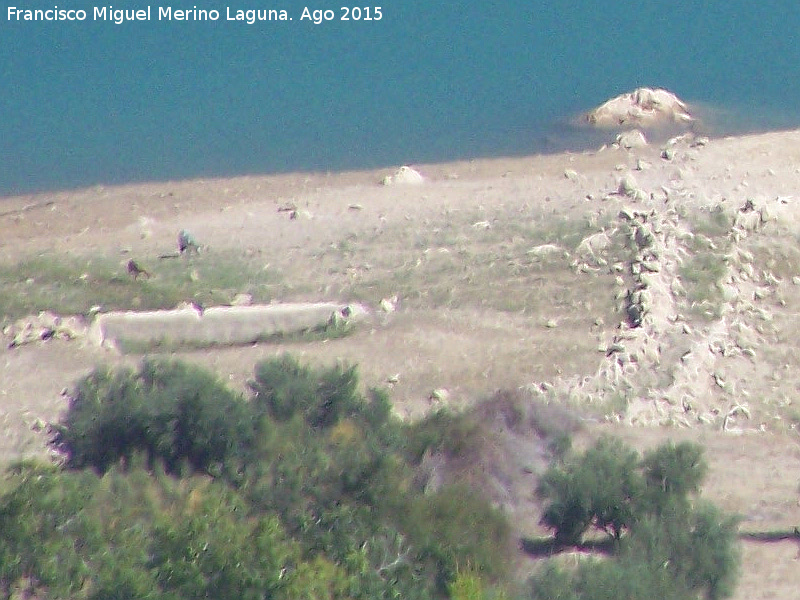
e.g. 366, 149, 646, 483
88, 303, 367, 349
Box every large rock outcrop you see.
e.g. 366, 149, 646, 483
582, 87, 693, 129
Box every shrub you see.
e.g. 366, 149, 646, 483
405, 408, 484, 463
0, 462, 98, 599
149, 492, 294, 600
17, 355, 516, 600
249, 355, 362, 429
529, 556, 692, 600
401, 484, 512, 591
641, 440, 707, 514
249, 354, 319, 422
53, 359, 254, 477
0, 462, 315, 600
625, 503, 740, 600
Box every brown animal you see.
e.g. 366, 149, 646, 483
127, 259, 150, 280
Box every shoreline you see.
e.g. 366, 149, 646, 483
5, 124, 800, 204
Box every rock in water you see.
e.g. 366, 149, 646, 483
582, 87, 693, 129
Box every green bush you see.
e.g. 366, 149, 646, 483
149, 492, 294, 600
245, 357, 514, 597
626, 503, 740, 600
641, 440, 708, 514
0, 462, 329, 600
7, 355, 517, 600
448, 565, 509, 600
53, 359, 254, 477
249, 355, 362, 429
529, 556, 691, 600
0, 462, 99, 599
400, 484, 512, 592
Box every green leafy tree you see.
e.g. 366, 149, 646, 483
536, 436, 644, 543
529, 508, 740, 600
535, 467, 593, 546
530, 437, 740, 600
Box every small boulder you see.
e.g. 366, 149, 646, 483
380, 296, 398, 313
382, 166, 425, 186
617, 174, 646, 200
615, 129, 648, 149
429, 388, 450, 403
231, 293, 253, 306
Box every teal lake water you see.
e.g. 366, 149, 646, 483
3, 1, 800, 195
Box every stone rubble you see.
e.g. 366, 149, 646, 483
526, 153, 795, 431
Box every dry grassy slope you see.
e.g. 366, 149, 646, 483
4, 130, 800, 598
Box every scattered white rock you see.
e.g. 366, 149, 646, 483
382, 166, 425, 186
230, 293, 253, 306
733, 208, 761, 232
380, 296, 398, 313
138, 216, 155, 239
429, 388, 450, 403
617, 174, 647, 200
753, 287, 770, 300
577, 229, 615, 260
527, 244, 562, 257
616, 129, 648, 149
4, 312, 88, 348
